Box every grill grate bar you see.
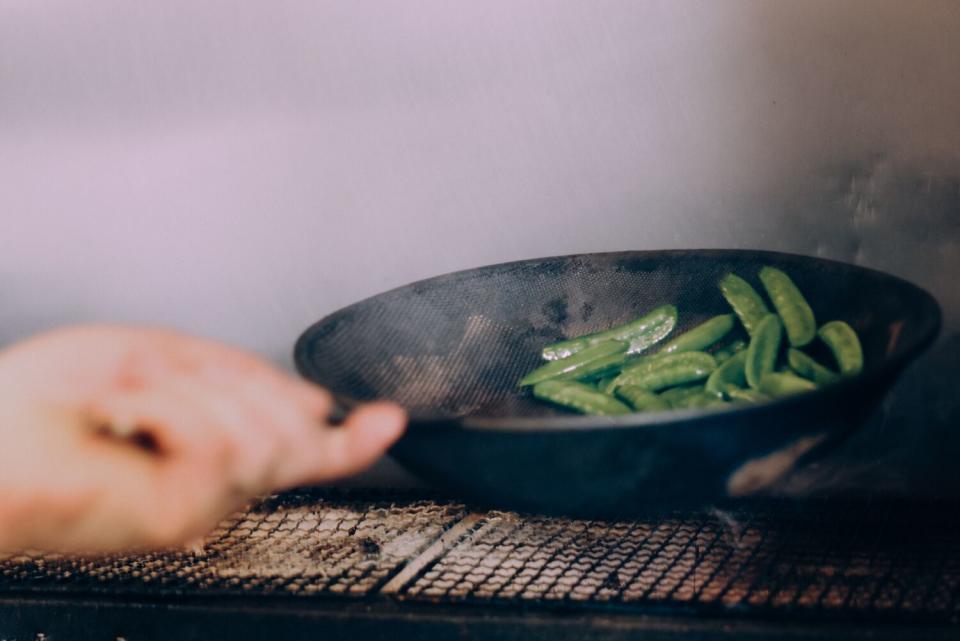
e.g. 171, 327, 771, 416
544, 520, 632, 602
664, 522, 726, 602
650, 518, 719, 603
757, 508, 843, 609
585, 520, 661, 602
380, 513, 483, 594
700, 518, 767, 605
478, 517, 569, 601
564, 520, 653, 603
604, 520, 677, 602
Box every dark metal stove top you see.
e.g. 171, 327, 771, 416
1, 490, 958, 640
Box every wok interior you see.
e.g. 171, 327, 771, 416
298, 252, 937, 420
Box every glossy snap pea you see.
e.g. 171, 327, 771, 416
713, 339, 747, 364
600, 353, 664, 393
759, 372, 817, 398
613, 351, 717, 391
532, 380, 632, 416
660, 314, 736, 355
724, 384, 770, 404
573, 352, 631, 383
615, 385, 670, 412
541, 304, 677, 360
519, 340, 628, 386
787, 348, 840, 385
719, 273, 770, 336
759, 267, 816, 347
818, 320, 864, 377
745, 314, 783, 389
705, 350, 747, 396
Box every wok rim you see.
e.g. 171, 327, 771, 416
294, 248, 942, 434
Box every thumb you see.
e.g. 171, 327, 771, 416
274, 402, 406, 489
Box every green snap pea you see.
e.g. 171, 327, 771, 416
787, 348, 840, 386
660, 314, 736, 355
705, 350, 747, 396
541, 304, 677, 361
613, 351, 717, 391
599, 353, 664, 393
759, 372, 817, 398
596, 375, 619, 393
573, 352, 631, 383
713, 339, 747, 364
724, 384, 770, 404
671, 390, 728, 410
818, 320, 864, 377
719, 273, 770, 336
745, 314, 783, 389
660, 384, 707, 407
615, 385, 670, 412
759, 267, 816, 347
532, 380, 632, 416
519, 340, 628, 386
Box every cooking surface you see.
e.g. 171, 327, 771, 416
2, 489, 957, 639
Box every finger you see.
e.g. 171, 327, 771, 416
288, 380, 335, 420
273, 401, 406, 489
165, 366, 337, 492
161, 377, 282, 495
186, 346, 333, 423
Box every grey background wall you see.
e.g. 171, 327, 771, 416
2, 1, 958, 492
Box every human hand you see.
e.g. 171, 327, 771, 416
0, 325, 405, 553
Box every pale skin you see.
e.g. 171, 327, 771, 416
0, 325, 406, 554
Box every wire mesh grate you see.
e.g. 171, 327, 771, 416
400, 501, 960, 621
0, 490, 466, 598
0, 491, 957, 624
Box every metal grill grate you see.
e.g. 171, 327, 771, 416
0, 491, 466, 598
402, 503, 960, 620
0, 491, 958, 624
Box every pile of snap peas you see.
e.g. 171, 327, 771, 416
518, 266, 863, 416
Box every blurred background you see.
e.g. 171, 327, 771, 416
1, 1, 957, 492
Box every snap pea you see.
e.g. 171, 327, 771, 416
615, 385, 670, 412
745, 314, 783, 389
719, 273, 770, 336
660, 314, 736, 355
541, 304, 677, 361
713, 339, 747, 364
787, 348, 840, 386
573, 352, 631, 382
671, 390, 728, 410
608, 353, 664, 382
613, 351, 717, 391
660, 384, 707, 407
596, 375, 619, 393
705, 350, 747, 396
818, 320, 864, 377
759, 372, 817, 398
532, 380, 632, 416
519, 340, 628, 386
759, 267, 816, 347
724, 384, 770, 404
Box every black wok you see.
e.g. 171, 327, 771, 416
295, 250, 941, 517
